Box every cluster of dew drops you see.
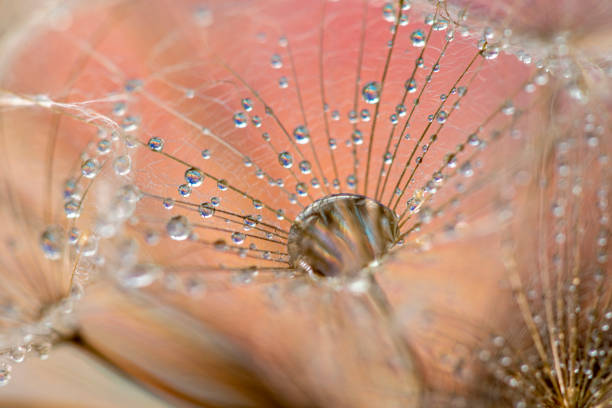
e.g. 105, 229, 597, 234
22, 0, 557, 389
32, 0, 542, 321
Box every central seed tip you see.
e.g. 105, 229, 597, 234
288, 194, 398, 279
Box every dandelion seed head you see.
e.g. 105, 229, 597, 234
0, 0, 609, 404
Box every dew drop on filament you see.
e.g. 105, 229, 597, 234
361, 81, 381, 104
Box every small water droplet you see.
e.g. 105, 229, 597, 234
124, 79, 143, 93
0, 363, 12, 386
233, 112, 248, 128
360, 108, 371, 122
405, 78, 417, 93
68, 227, 81, 245
433, 18, 448, 31
118, 264, 161, 288
241, 97, 253, 111
293, 125, 310, 144
468, 133, 481, 146
482, 44, 499, 59
501, 100, 515, 115
81, 158, 100, 179
251, 115, 262, 127
9, 346, 26, 363
347, 174, 357, 189
163, 197, 175, 209
382, 3, 395, 22
184, 168, 204, 186
97, 139, 111, 155
148, 137, 164, 151
278, 151, 293, 168
231, 232, 246, 244
199, 202, 215, 218
166, 215, 191, 241
113, 155, 131, 175
296, 182, 308, 197
177, 184, 192, 197
411, 29, 426, 47
244, 215, 258, 228
217, 179, 228, 191
460, 161, 473, 177
64, 200, 81, 219
383, 152, 393, 164
352, 129, 363, 145
40, 226, 64, 260
437, 110, 448, 123
362, 81, 381, 104
112, 102, 126, 116
396, 104, 406, 116
299, 160, 311, 174
270, 54, 283, 69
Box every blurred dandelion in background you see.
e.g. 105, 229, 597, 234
0, 0, 610, 407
